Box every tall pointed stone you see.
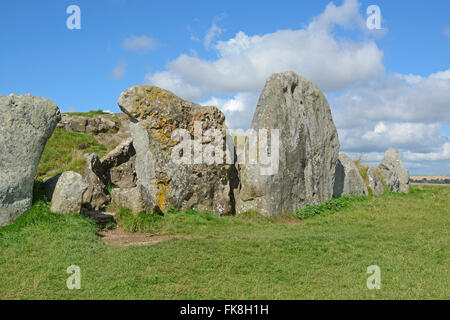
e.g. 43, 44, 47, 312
0, 94, 61, 226
235, 71, 340, 216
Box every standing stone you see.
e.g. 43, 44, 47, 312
82, 153, 110, 210
118, 86, 237, 215
377, 148, 410, 193
51, 171, 88, 214
367, 167, 384, 196
236, 71, 340, 216
333, 154, 368, 197
0, 94, 61, 226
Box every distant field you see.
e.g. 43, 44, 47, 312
411, 175, 450, 180
0, 185, 448, 299
410, 175, 450, 185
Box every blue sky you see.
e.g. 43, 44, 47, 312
0, 0, 449, 174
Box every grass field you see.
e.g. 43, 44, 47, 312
36, 128, 112, 180
0, 185, 448, 299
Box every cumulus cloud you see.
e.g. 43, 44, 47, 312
145, 0, 384, 100
331, 69, 450, 170
123, 35, 159, 54
109, 60, 127, 80
338, 122, 449, 154
143, 0, 449, 173
201, 92, 259, 129
405, 142, 450, 161
331, 71, 450, 129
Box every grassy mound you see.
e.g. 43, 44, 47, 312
37, 128, 108, 179
63, 110, 109, 117
1, 185, 448, 299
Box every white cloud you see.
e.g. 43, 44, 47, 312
430, 69, 450, 80
405, 142, 450, 161
109, 60, 127, 80
123, 35, 159, 54
143, 0, 449, 174
331, 71, 450, 128
204, 14, 227, 49
201, 92, 259, 129
338, 122, 448, 153
331, 70, 450, 173
145, 0, 384, 100
444, 28, 450, 39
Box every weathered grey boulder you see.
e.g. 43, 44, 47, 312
83, 153, 109, 210
118, 85, 237, 214
100, 138, 137, 188
43, 173, 62, 201
367, 167, 384, 196
51, 171, 88, 214
235, 71, 340, 216
0, 94, 61, 226
377, 148, 410, 193
111, 186, 154, 214
333, 153, 368, 197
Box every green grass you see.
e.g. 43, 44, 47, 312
37, 128, 108, 179
354, 160, 369, 182
0, 185, 448, 299
63, 110, 109, 117
110, 196, 367, 234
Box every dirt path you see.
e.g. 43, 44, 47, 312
98, 228, 199, 246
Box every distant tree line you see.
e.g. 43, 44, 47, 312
410, 178, 450, 185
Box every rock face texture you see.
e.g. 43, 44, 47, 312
377, 148, 410, 193
118, 85, 237, 215
111, 186, 153, 214
57, 113, 131, 147
57, 114, 119, 135
333, 153, 368, 197
367, 167, 384, 196
235, 71, 340, 216
83, 153, 110, 210
50, 171, 88, 214
0, 94, 61, 226
100, 138, 137, 189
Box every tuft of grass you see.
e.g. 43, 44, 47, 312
293, 195, 367, 219
354, 160, 369, 182
37, 128, 107, 179
63, 110, 109, 117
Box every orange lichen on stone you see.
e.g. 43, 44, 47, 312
154, 183, 170, 211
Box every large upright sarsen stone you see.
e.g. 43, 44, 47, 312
377, 148, 410, 193
118, 86, 237, 215
0, 94, 61, 226
236, 71, 340, 216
